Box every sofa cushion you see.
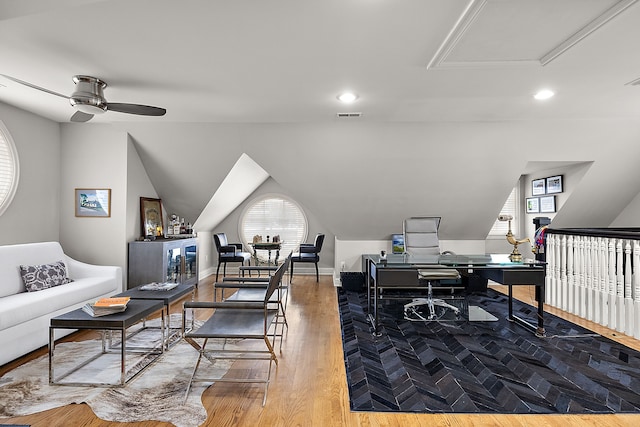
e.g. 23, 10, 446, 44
0, 276, 117, 331
19, 261, 73, 292
0, 242, 66, 298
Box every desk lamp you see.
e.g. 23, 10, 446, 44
498, 214, 530, 262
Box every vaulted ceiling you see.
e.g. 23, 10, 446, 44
2, 0, 640, 239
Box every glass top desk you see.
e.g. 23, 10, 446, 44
363, 253, 546, 336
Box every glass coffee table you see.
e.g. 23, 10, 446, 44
49, 299, 165, 387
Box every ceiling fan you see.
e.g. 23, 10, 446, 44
1, 74, 166, 122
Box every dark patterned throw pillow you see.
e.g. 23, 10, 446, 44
19, 261, 74, 292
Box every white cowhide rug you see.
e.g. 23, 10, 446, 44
0, 317, 232, 427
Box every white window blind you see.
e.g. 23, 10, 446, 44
0, 121, 19, 216
488, 187, 518, 237
239, 195, 308, 262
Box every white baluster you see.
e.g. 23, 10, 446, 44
633, 240, 640, 339
555, 234, 562, 308
561, 235, 568, 311
546, 234, 556, 306
600, 237, 608, 327
616, 239, 625, 332
567, 235, 574, 314
579, 235, 587, 318
625, 241, 634, 337
594, 237, 602, 324
574, 235, 582, 316
586, 237, 594, 321
608, 238, 617, 330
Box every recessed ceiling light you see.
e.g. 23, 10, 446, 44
337, 92, 358, 103
534, 89, 555, 100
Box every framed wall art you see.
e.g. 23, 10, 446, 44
140, 197, 164, 237
532, 178, 546, 196
75, 188, 111, 217
540, 195, 556, 213
546, 175, 563, 194
526, 197, 540, 213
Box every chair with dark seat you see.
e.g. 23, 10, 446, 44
289, 233, 324, 282
213, 233, 251, 281
182, 260, 287, 406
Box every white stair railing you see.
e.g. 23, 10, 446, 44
545, 229, 640, 338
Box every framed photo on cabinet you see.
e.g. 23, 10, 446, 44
526, 197, 540, 213
140, 197, 164, 237
540, 195, 556, 213
532, 178, 546, 196
546, 175, 563, 194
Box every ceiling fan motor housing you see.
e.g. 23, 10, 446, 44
69, 75, 108, 114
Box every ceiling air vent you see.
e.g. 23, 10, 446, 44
336, 112, 362, 118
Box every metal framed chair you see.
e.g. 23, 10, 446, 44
213, 232, 252, 281
290, 233, 324, 282
219, 254, 291, 345
182, 260, 288, 406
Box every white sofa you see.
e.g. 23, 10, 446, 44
0, 241, 122, 366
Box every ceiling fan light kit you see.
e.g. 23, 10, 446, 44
1, 74, 166, 122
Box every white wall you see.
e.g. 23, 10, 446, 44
612, 191, 640, 227
59, 124, 129, 286
0, 102, 60, 245
125, 135, 160, 286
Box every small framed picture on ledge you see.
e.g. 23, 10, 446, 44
546, 175, 563, 194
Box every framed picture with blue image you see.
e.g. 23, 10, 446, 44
391, 234, 405, 254
75, 188, 111, 217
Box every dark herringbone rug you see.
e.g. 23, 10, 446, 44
338, 288, 640, 414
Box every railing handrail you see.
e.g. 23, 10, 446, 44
547, 227, 640, 239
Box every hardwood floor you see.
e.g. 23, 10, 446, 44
2, 276, 640, 426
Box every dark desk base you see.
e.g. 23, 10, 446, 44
367, 262, 546, 337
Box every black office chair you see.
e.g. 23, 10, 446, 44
289, 233, 324, 282
213, 233, 251, 281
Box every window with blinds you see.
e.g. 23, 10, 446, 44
0, 121, 19, 216
239, 195, 308, 262
488, 186, 518, 237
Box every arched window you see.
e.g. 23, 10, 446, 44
239, 194, 308, 263
0, 121, 19, 216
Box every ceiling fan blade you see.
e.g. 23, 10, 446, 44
107, 103, 166, 116
70, 111, 94, 122
0, 74, 69, 99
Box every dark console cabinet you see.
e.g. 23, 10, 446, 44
128, 238, 198, 289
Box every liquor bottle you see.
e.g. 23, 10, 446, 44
173, 216, 180, 235
180, 218, 186, 235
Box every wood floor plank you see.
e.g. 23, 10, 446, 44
1, 276, 639, 426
